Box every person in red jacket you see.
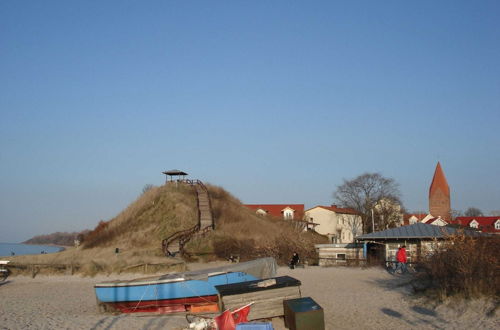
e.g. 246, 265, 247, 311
394, 245, 408, 274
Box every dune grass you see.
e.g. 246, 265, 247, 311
416, 234, 500, 300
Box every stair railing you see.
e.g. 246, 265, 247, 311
161, 179, 214, 256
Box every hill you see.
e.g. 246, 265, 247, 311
7, 182, 327, 275
82, 182, 327, 263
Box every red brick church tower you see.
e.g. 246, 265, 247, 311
429, 162, 451, 221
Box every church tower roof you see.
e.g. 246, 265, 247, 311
429, 162, 450, 198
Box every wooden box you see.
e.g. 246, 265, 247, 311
283, 297, 324, 330
216, 276, 301, 320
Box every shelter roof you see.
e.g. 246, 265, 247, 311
356, 223, 487, 240
162, 169, 188, 176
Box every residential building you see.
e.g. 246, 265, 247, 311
451, 217, 500, 234
305, 205, 361, 243
244, 204, 305, 221
373, 198, 405, 229
423, 216, 448, 226
403, 213, 449, 226
404, 213, 432, 225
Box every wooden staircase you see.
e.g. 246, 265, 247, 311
162, 180, 214, 257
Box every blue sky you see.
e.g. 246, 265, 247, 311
1, 1, 499, 242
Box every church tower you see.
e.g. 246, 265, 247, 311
429, 162, 451, 221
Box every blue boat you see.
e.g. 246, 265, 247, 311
94, 257, 277, 313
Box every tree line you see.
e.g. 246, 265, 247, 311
23, 230, 90, 246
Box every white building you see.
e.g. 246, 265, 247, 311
404, 213, 448, 226
305, 205, 361, 243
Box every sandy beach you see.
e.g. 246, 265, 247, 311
0, 264, 497, 330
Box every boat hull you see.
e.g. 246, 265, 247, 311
95, 271, 258, 313
94, 257, 278, 314
103, 295, 219, 313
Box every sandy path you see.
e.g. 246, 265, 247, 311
0, 265, 497, 329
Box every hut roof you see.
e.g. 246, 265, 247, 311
356, 223, 487, 240
162, 169, 188, 176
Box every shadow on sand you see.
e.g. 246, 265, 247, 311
0, 280, 11, 287
372, 269, 447, 328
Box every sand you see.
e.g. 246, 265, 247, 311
0, 264, 497, 330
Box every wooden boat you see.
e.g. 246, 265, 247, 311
94, 257, 277, 313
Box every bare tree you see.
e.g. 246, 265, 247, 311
490, 210, 500, 217
374, 198, 406, 229
451, 209, 463, 220
333, 173, 402, 234
464, 207, 483, 217
341, 213, 363, 241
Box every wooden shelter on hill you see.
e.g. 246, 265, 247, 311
162, 169, 188, 183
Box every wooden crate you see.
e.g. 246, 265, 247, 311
216, 276, 301, 320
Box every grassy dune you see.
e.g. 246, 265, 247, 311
7, 183, 326, 276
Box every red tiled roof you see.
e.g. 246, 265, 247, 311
425, 217, 437, 224
451, 217, 500, 233
309, 205, 359, 215
429, 162, 450, 198
244, 204, 305, 219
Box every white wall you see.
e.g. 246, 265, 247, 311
305, 207, 361, 243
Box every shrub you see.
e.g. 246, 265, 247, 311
417, 234, 500, 299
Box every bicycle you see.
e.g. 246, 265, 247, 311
0, 261, 10, 281
385, 260, 396, 274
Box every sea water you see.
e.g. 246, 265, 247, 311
0, 242, 64, 257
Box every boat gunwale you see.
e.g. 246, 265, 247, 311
94, 277, 186, 288
94, 271, 237, 288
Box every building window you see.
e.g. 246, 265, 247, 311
470, 220, 478, 229
495, 220, 500, 230
337, 254, 346, 260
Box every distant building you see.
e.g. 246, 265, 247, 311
451, 217, 500, 234
305, 205, 361, 244
429, 162, 451, 221
403, 213, 448, 226
404, 213, 432, 225
424, 216, 448, 226
373, 198, 405, 229
244, 204, 305, 221
356, 223, 488, 264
